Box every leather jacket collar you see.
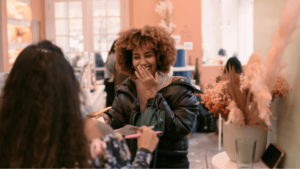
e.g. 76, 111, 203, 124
116, 77, 201, 97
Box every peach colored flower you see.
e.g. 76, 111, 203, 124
226, 101, 245, 127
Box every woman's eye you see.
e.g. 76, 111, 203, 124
146, 55, 152, 58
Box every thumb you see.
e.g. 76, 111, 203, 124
155, 72, 158, 83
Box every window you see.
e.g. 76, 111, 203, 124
92, 0, 120, 80
201, 0, 253, 66
54, 1, 84, 68
45, 0, 126, 81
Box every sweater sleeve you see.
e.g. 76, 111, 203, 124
132, 148, 153, 169
89, 134, 152, 168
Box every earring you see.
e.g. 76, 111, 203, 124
132, 65, 134, 69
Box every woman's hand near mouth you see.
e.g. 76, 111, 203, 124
135, 65, 158, 99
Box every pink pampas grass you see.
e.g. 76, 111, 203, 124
260, 0, 300, 124
226, 101, 245, 127
264, 0, 300, 90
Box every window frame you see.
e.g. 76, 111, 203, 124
45, 0, 130, 83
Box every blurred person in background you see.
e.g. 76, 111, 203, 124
104, 40, 117, 107
216, 56, 243, 82
224, 56, 243, 74
95, 53, 105, 80
215, 56, 243, 134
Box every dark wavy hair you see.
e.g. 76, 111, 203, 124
0, 40, 89, 168
114, 25, 177, 78
224, 56, 243, 74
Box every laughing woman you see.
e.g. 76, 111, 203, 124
100, 25, 199, 168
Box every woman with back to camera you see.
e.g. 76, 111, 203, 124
98, 25, 199, 168
0, 40, 158, 168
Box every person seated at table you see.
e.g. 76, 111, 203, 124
215, 48, 228, 65
0, 40, 158, 168
97, 25, 199, 168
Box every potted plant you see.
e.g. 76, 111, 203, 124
200, 0, 298, 162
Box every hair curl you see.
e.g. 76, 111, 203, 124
0, 40, 89, 168
114, 25, 177, 78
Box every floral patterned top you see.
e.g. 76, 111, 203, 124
88, 132, 152, 169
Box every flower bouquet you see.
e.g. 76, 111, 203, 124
201, 0, 299, 131
200, 62, 292, 162
200, 0, 300, 162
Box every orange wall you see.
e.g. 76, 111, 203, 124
129, 0, 161, 27
31, 0, 46, 40
129, 0, 204, 84
201, 65, 223, 85
1, 0, 9, 72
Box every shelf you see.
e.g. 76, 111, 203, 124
8, 0, 31, 6
7, 17, 31, 27
172, 65, 195, 72
16, 0, 31, 5
9, 42, 32, 50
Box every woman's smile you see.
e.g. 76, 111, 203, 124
132, 45, 157, 77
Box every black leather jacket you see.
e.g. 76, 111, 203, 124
107, 77, 199, 157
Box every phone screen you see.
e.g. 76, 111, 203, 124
261, 143, 283, 168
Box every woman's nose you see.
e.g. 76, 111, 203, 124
139, 56, 147, 65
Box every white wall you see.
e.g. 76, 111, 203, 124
220, 0, 238, 59
201, 0, 221, 63
201, 0, 253, 66
254, 0, 300, 167
238, 0, 254, 64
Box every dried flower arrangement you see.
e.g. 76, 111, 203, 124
271, 75, 291, 100
155, 0, 176, 34
200, 0, 299, 131
201, 80, 230, 120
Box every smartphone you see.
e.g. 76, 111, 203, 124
261, 143, 285, 169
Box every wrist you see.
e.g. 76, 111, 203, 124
145, 89, 156, 99
137, 148, 153, 154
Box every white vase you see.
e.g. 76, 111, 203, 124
223, 120, 267, 162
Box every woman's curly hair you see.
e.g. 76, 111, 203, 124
0, 41, 89, 168
114, 25, 177, 78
